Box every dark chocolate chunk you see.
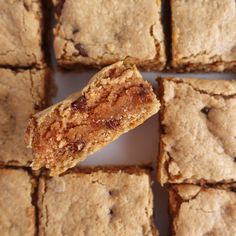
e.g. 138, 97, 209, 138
139, 84, 148, 96
67, 140, 85, 153
73, 29, 80, 34
234, 157, 236, 162
201, 107, 210, 115
55, 0, 65, 16
108, 68, 122, 78
105, 118, 120, 129
71, 95, 87, 112
230, 187, 236, 192
109, 208, 113, 215
75, 43, 88, 57
23, 2, 30, 11
161, 124, 167, 134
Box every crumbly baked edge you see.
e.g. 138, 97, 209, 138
26, 62, 159, 176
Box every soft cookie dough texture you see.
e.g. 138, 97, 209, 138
38, 167, 158, 236
0, 0, 44, 68
171, 0, 236, 71
26, 62, 159, 176
0, 169, 35, 236
169, 184, 236, 236
53, 0, 165, 70
158, 77, 236, 185
0, 69, 47, 166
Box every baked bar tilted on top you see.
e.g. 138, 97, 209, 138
171, 0, 236, 71
169, 184, 236, 236
158, 77, 236, 185
0, 169, 36, 236
53, 0, 166, 70
0, 68, 48, 166
26, 62, 159, 176
38, 167, 159, 236
0, 0, 44, 68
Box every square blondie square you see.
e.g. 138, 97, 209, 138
0, 0, 44, 68
53, 0, 166, 70
38, 167, 158, 236
158, 77, 236, 185
0, 168, 35, 236
171, 0, 236, 72
169, 184, 236, 236
0, 68, 48, 166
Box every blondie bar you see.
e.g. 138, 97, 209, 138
171, 0, 236, 72
53, 0, 166, 70
26, 62, 159, 176
0, 68, 48, 166
158, 77, 236, 185
0, 0, 44, 68
38, 167, 158, 236
0, 169, 35, 236
169, 184, 236, 236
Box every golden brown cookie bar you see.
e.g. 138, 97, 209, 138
26, 62, 159, 176
0, 168, 36, 236
53, 0, 166, 70
158, 77, 236, 185
169, 184, 236, 236
171, 0, 236, 72
38, 166, 159, 236
0, 68, 48, 166
0, 1, 44, 68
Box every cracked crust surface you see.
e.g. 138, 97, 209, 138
158, 77, 236, 185
171, 0, 236, 72
38, 167, 158, 236
26, 62, 159, 176
169, 184, 236, 236
0, 169, 35, 236
0, 0, 44, 68
0, 68, 47, 166
53, 0, 165, 70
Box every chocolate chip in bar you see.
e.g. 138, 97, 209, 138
55, 0, 65, 16
201, 106, 210, 115
71, 95, 87, 112
105, 118, 120, 130
75, 43, 88, 57
73, 28, 80, 34
67, 140, 85, 153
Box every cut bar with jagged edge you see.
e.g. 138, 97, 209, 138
26, 61, 159, 176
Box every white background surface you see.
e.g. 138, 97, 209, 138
52, 68, 235, 236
